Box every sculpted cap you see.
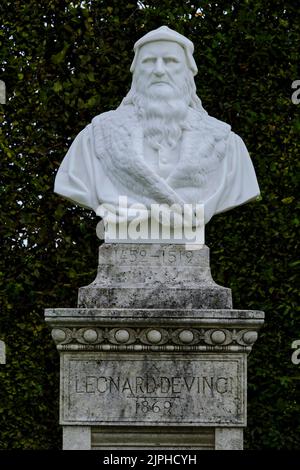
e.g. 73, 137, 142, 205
130, 26, 198, 76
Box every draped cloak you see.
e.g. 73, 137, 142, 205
54, 104, 260, 225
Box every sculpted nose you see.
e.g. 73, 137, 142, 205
153, 58, 165, 76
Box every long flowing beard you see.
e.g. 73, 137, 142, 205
131, 75, 192, 150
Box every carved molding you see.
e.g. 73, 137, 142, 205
51, 326, 259, 352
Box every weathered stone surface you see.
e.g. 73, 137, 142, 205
78, 286, 231, 309
91, 426, 214, 449
45, 307, 264, 433
215, 427, 243, 450
61, 352, 246, 426
45, 242, 265, 450
46, 308, 264, 353
78, 244, 232, 309
63, 426, 91, 450
46, 308, 264, 323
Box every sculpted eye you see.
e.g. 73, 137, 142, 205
142, 57, 155, 64
164, 57, 179, 64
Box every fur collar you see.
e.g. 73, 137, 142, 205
92, 105, 231, 206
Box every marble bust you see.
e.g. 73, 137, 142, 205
54, 26, 260, 238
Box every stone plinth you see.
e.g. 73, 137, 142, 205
45, 244, 264, 450
78, 244, 232, 309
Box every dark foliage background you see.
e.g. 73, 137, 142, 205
0, 0, 299, 449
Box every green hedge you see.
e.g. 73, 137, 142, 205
0, 0, 299, 449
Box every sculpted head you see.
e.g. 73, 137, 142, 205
130, 26, 198, 76
122, 26, 206, 149
129, 26, 199, 105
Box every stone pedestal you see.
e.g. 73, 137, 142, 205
45, 244, 264, 450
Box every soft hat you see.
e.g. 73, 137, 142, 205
130, 26, 198, 76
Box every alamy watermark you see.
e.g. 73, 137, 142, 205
0, 80, 6, 104
291, 340, 300, 365
291, 80, 300, 105
96, 196, 204, 247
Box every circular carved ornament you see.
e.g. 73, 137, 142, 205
51, 328, 67, 344
82, 329, 98, 343
114, 329, 130, 343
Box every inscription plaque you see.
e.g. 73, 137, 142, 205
61, 353, 246, 426
99, 244, 209, 267
117, 247, 198, 266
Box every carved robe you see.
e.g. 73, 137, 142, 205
54, 104, 260, 224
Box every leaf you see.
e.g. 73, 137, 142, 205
53, 81, 63, 92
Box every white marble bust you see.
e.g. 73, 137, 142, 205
54, 26, 260, 237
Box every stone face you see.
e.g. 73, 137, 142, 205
78, 244, 232, 309
61, 352, 246, 426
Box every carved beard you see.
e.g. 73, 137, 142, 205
131, 72, 192, 150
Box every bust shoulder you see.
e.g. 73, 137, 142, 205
186, 107, 231, 142
92, 105, 136, 130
